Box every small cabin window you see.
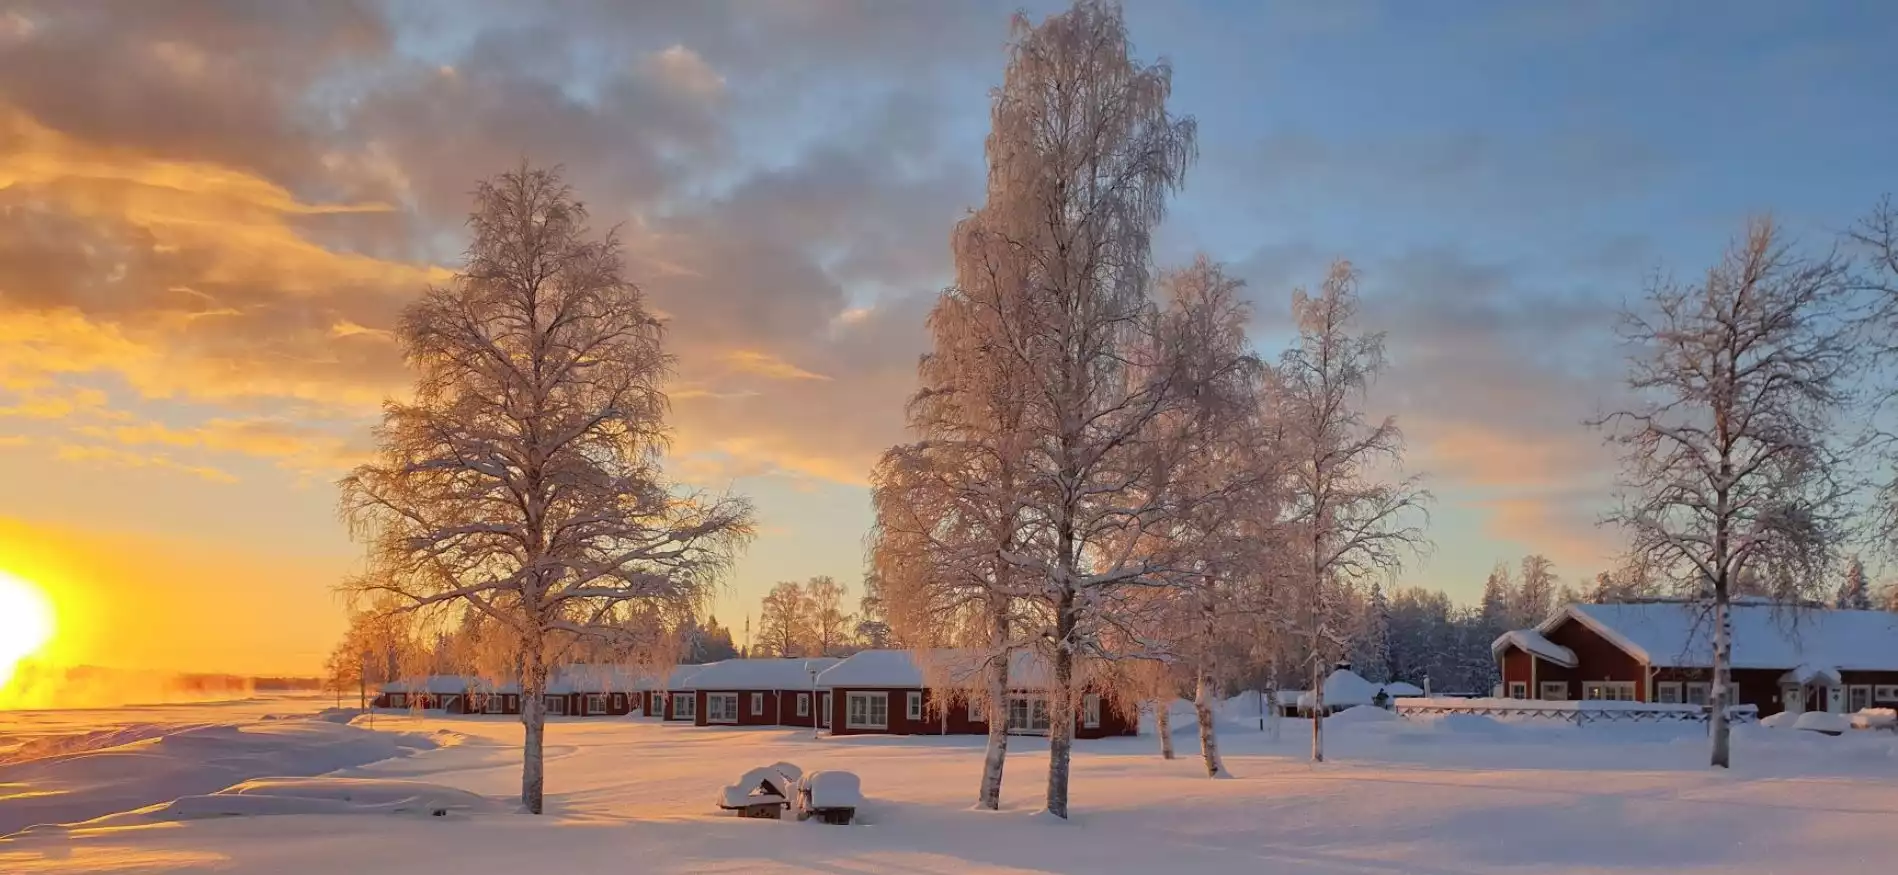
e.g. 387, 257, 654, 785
907, 691, 923, 721
968, 696, 986, 722
1657, 682, 1682, 704
752, 693, 765, 715
1538, 682, 1567, 701
1506, 682, 1527, 699
1082, 694, 1101, 728
796, 693, 810, 717
1875, 685, 1898, 702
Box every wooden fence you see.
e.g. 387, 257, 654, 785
1392, 698, 1759, 726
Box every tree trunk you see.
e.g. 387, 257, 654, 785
520, 646, 548, 814
1310, 656, 1325, 763
1709, 590, 1732, 768
1195, 663, 1226, 777
1156, 701, 1175, 759
1267, 652, 1281, 740
977, 644, 1010, 810
1045, 590, 1077, 819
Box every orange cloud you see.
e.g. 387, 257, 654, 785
51, 443, 237, 484
720, 349, 832, 381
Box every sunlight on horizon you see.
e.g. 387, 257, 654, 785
0, 568, 57, 694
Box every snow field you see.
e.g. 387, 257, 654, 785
3, 703, 1896, 874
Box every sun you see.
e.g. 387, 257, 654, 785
0, 569, 56, 691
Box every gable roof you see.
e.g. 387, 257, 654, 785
815, 649, 1078, 690
1542, 601, 1898, 671
1492, 629, 1578, 668
685, 658, 841, 691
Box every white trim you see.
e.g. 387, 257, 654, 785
585, 694, 607, 715
1848, 684, 1873, 712
1541, 607, 1653, 665
1684, 682, 1711, 705
670, 691, 696, 720
1875, 685, 1898, 702
751, 692, 765, 716
1506, 682, 1528, 699
483, 694, 504, 714
796, 693, 810, 717
545, 695, 566, 715
1083, 693, 1101, 728
819, 692, 831, 728
1582, 681, 1637, 702
706, 692, 739, 724
1538, 682, 1567, 701
906, 691, 923, 721
1657, 681, 1682, 704
846, 692, 888, 729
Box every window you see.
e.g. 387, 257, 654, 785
387, 692, 407, 709
819, 692, 831, 727
1684, 682, 1710, 706
1583, 681, 1636, 701
1506, 682, 1528, 699
968, 696, 986, 722
1657, 682, 1682, 704
1007, 695, 1051, 733
585, 694, 607, 715
1539, 682, 1568, 701
1849, 685, 1873, 712
610, 693, 624, 712
671, 692, 696, 719
752, 693, 765, 716
1876, 685, 1898, 702
707, 693, 739, 723
907, 691, 924, 721
1083, 694, 1101, 728
546, 695, 566, 715
847, 692, 889, 729
796, 693, 810, 717
437, 694, 459, 712
484, 694, 505, 714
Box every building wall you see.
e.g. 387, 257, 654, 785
825, 687, 1136, 738
662, 690, 696, 720
1499, 647, 1534, 696
695, 689, 789, 727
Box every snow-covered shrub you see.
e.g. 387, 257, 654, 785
1793, 711, 1850, 735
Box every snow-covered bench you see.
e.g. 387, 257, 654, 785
796, 770, 861, 825
717, 765, 798, 819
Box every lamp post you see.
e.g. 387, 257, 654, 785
809, 667, 820, 740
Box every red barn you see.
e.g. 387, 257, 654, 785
686, 658, 840, 727
817, 650, 1136, 739
1494, 599, 1898, 717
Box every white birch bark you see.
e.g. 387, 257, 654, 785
1156, 701, 1175, 759
977, 650, 1010, 810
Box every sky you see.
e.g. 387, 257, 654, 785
0, 0, 1894, 677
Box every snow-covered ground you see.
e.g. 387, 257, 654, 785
3, 696, 1896, 873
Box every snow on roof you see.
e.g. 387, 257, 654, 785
815, 649, 1070, 690
1380, 681, 1424, 697
1299, 668, 1379, 708
1555, 602, 1898, 671
381, 676, 470, 694
1491, 629, 1578, 667
686, 658, 841, 691
547, 664, 653, 694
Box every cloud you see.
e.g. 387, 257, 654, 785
51, 443, 238, 484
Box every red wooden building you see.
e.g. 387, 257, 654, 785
686, 658, 840, 727
1493, 599, 1898, 717
816, 650, 1136, 739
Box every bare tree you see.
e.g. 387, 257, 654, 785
1594, 217, 1852, 768
339, 166, 753, 813
757, 581, 813, 657
1278, 261, 1429, 763
1849, 197, 1898, 553
803, 576, 855, 656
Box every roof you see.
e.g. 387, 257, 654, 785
1297, 668, 1380, 708
815, 649, 1064, 689
686, 658, 841, 691
1380, 681, 1424, 697
1492, 629, 1578, 668
1547, 602, 1898, 671
381, 676, 472, 694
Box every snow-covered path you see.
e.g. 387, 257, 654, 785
3, 707, 1895, 873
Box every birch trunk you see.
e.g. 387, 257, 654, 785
1709, 592, 1732, 768
520, 645, 548, 813
1310, 657, 1325, 763
1195, 662, 1226, 777
1044, 589, 1077, 819
1156, 702, 1175, 759
977, 649, 1010, 809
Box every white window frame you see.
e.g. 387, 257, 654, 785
706, 692, 739, 724
819, 692, 831, 727
846, 692, 888, 729
796, 693, 810, 717
1082, 693, 1101, 729
609, 693, 624, 712
1583, 681, 1636, 702
1538, 682, 1567, 701
907, 691, 923, 721
1657, 681, 1682, 704
1875, 685, 1898, 702
1849, 684, 1873, 712
1506, 682, 1528, 699
387, 692, 407, 709
1684, 682, 1710, 706
751, 692, 765, 716
585, 693, 607, 715
968, 696, 986, 722
1007, 695, 1051, 733
484, 694, 505, 714
671, 692, 696, 720
546, 695, 566, 715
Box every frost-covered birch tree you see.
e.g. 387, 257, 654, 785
1595, 217, 1851, 769
1278, 261, 1429, 763
340, 166, 753, 814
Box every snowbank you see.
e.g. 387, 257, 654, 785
0, 718, 455, 836
1852, 708, 1897, 730
1327, 705, 1398, 726
1794, 712, 1850, 735
101, 778, 490, 824
1761, 711, 1798, 729
803, 770, 863, 809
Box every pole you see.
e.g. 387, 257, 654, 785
809, 668, 820, 740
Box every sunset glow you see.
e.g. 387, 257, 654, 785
0, 568, 56, 691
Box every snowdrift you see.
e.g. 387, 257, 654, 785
102, 777, 491, 824
0, 718, 457, 836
